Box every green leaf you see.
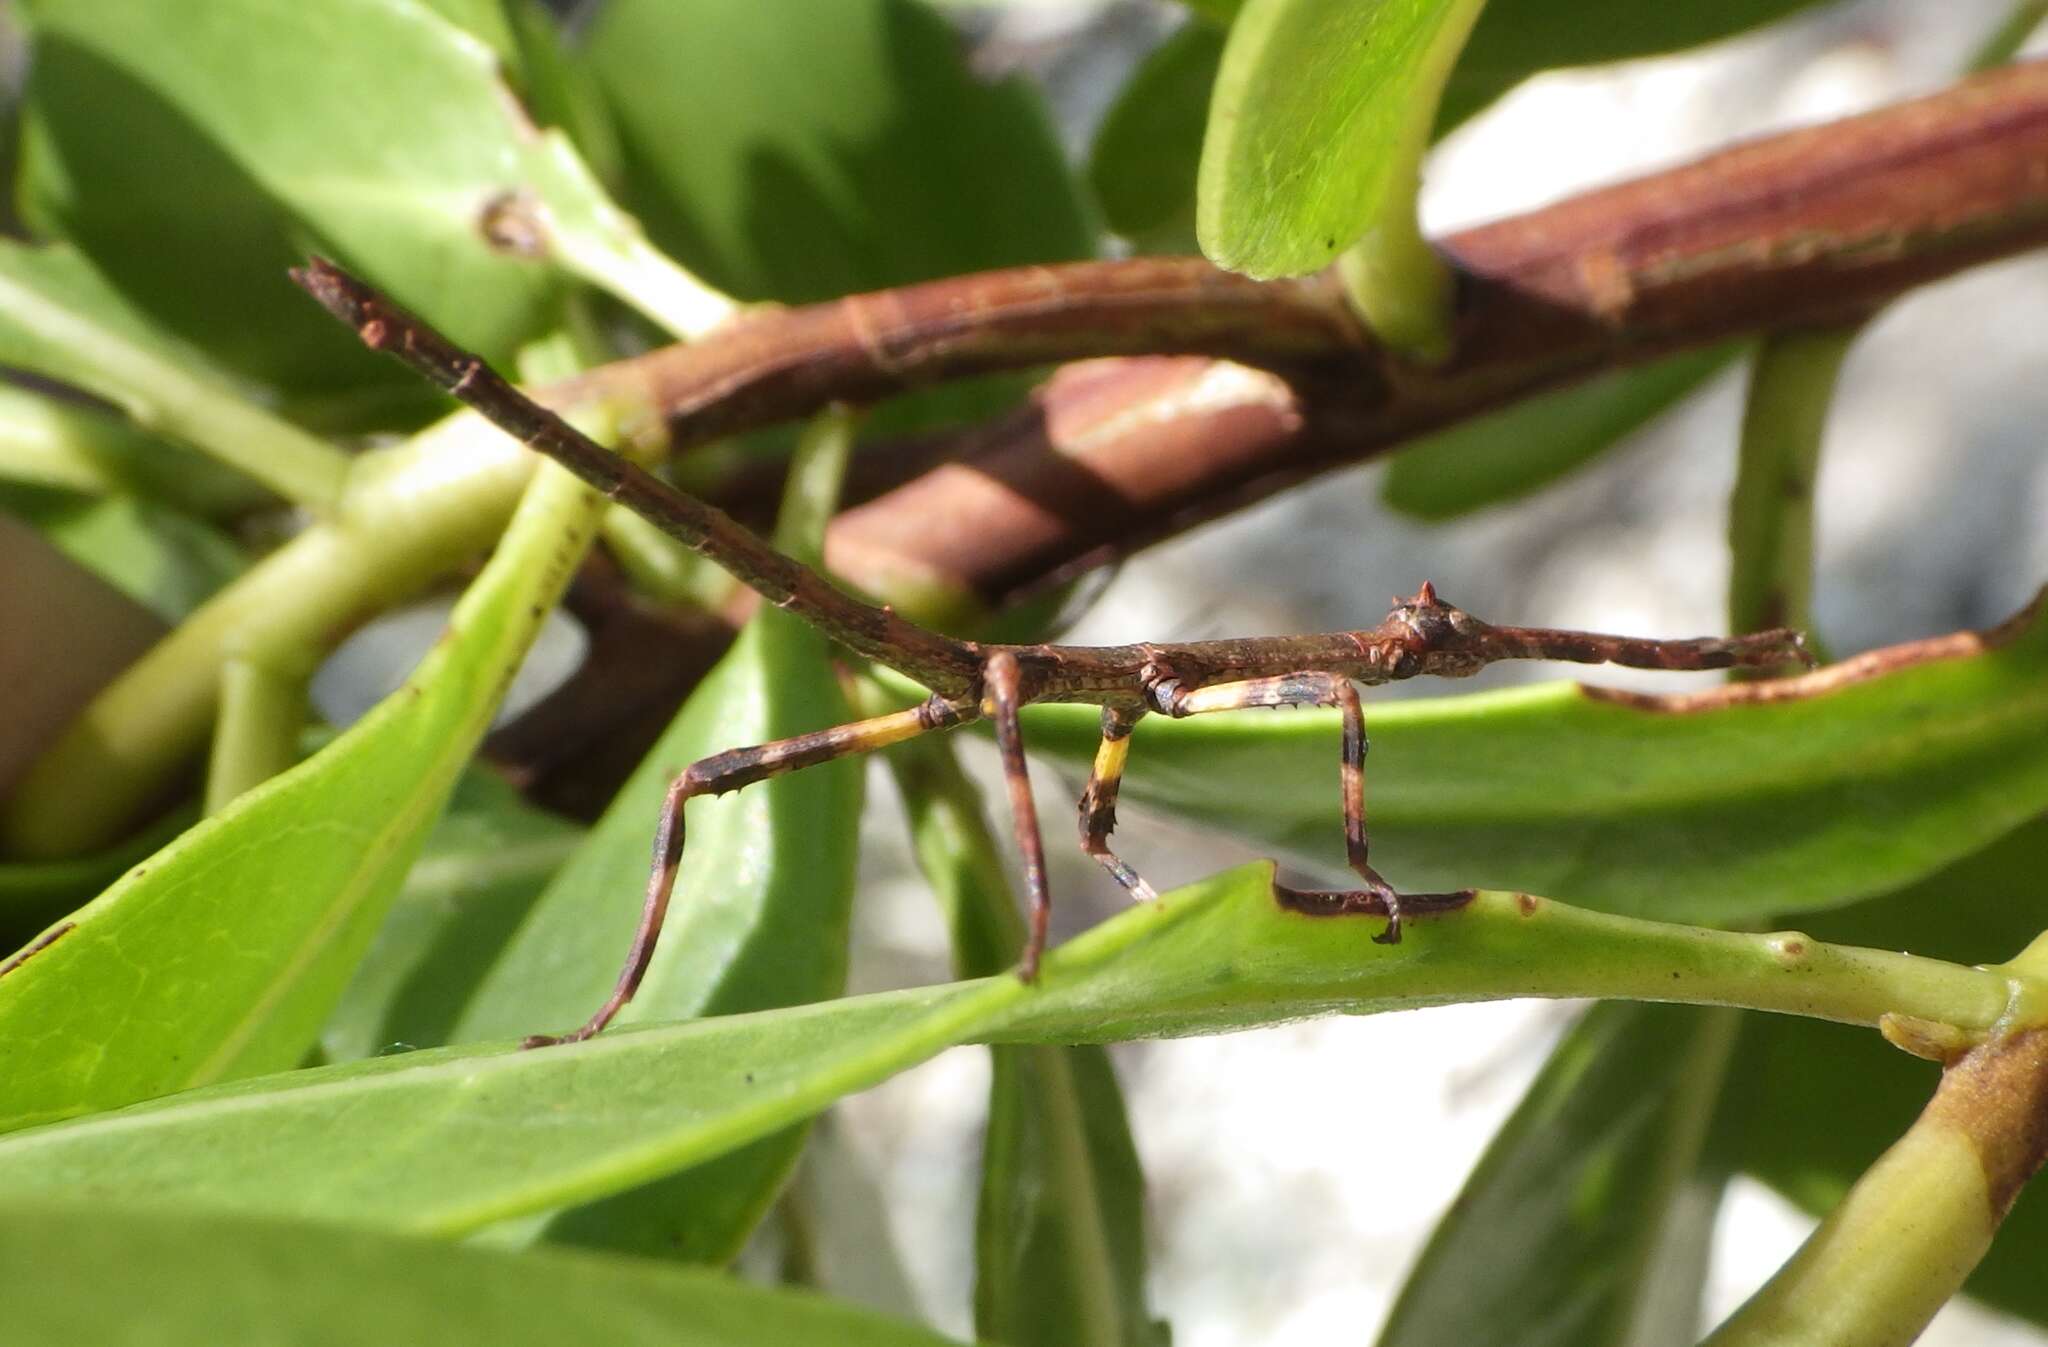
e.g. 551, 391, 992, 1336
1089, 21, 1226, 253
3, 490, 248, 622
1196, 0, 1485, 280
0, 464, 601, 1131
1378, 1001, 1738, 1347
452, 423, 863, 1264
0, 867, 2023, 1233
1381, 346, 1738, 520
1733, 817, 2048, 1329
1437, 1, 1831, 134
977, 1046, 1165, 1347
878, 732, 1162, 1347
1001, 593, 2048, 923
319, 769, 583, 1064
0, 242, 347, 507
1, 1201, 966, 1346
587, 0, 1094, 306
0, 811, 190, 933
16, 0, 725, 410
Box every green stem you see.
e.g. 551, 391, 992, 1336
1331, 0, 1488, 363
530, 133, 739, 342
1702, 928, 2048, 1347
599, 506, 738, 611
1727, 328, 1851, 653
1970, 0, 2047, 71
0, 261, 349, 511
1337, 204, 1455, 364
0, 384, 264, 516
859, 689, 1136, 1347
772, 408, 858, 566
0, 418, 538, 858
204, 655, 311, 814
992, 874, 2047, 1045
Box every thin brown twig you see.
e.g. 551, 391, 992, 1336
299, 263, 1813, 1045
569, 60, 2048, 610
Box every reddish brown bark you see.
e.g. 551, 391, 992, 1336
564, 60, 2048, 612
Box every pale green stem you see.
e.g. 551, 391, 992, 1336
1702, 929, 2048, 1347
0, 316, 646, 858
772, 408, 859, 565
853, 680, 1027, 973
1727, 328, 1851, 656
994, 883, 2048, 1045
203, 655, 312, 815
0, 383, 126, 494
1970, 0, 2048, 71
856, 681, 1129, 1347
0, 383, 261, 515
0, 416, 537, 857
1332, 0, 1488, 363
1337, 202, 1455, 364
599, 506, 740, 611
530, 133, 739, 342
0, 268, 349, 511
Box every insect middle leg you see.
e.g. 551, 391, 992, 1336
1077, 707, 1157, 903
1164, 672, 1412, 943
523, 692, 977, 1048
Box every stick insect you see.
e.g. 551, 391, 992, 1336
295, 259, 1812, 1048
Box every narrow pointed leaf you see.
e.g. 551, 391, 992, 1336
0, 867, 2025, 1233
881, 735, 1162, 1347
1381, 346, 1738, 520
1377, 1001, 1738, 1347
1004, 593, 2048, 923
2, 1202, 965, 1347
0, 465, 600, 1131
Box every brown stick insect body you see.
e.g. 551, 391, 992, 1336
295, 259, 1812, 1048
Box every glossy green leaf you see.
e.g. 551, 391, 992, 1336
1381, 346, 1738, 520
1197, 0, 1484, 279
1, 1201, 965, 1346
0, 866, 2025, 1232
1003, 593, 2048, 923
453, 421, 862, 1264
1734, 816, 2048, 1328
1438, 0, 1831, 134
0, 242, 347, 506
16, 0, 724, 410
319, 769, 583, 1064
1089, 21, 1225, 253
880, 734, 1162, 1347
587, 0, 1093, 307
1378, 1001, 1737, 1346
0, 465, 601, 1132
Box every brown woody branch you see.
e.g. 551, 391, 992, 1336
570, 60, 2048, 614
